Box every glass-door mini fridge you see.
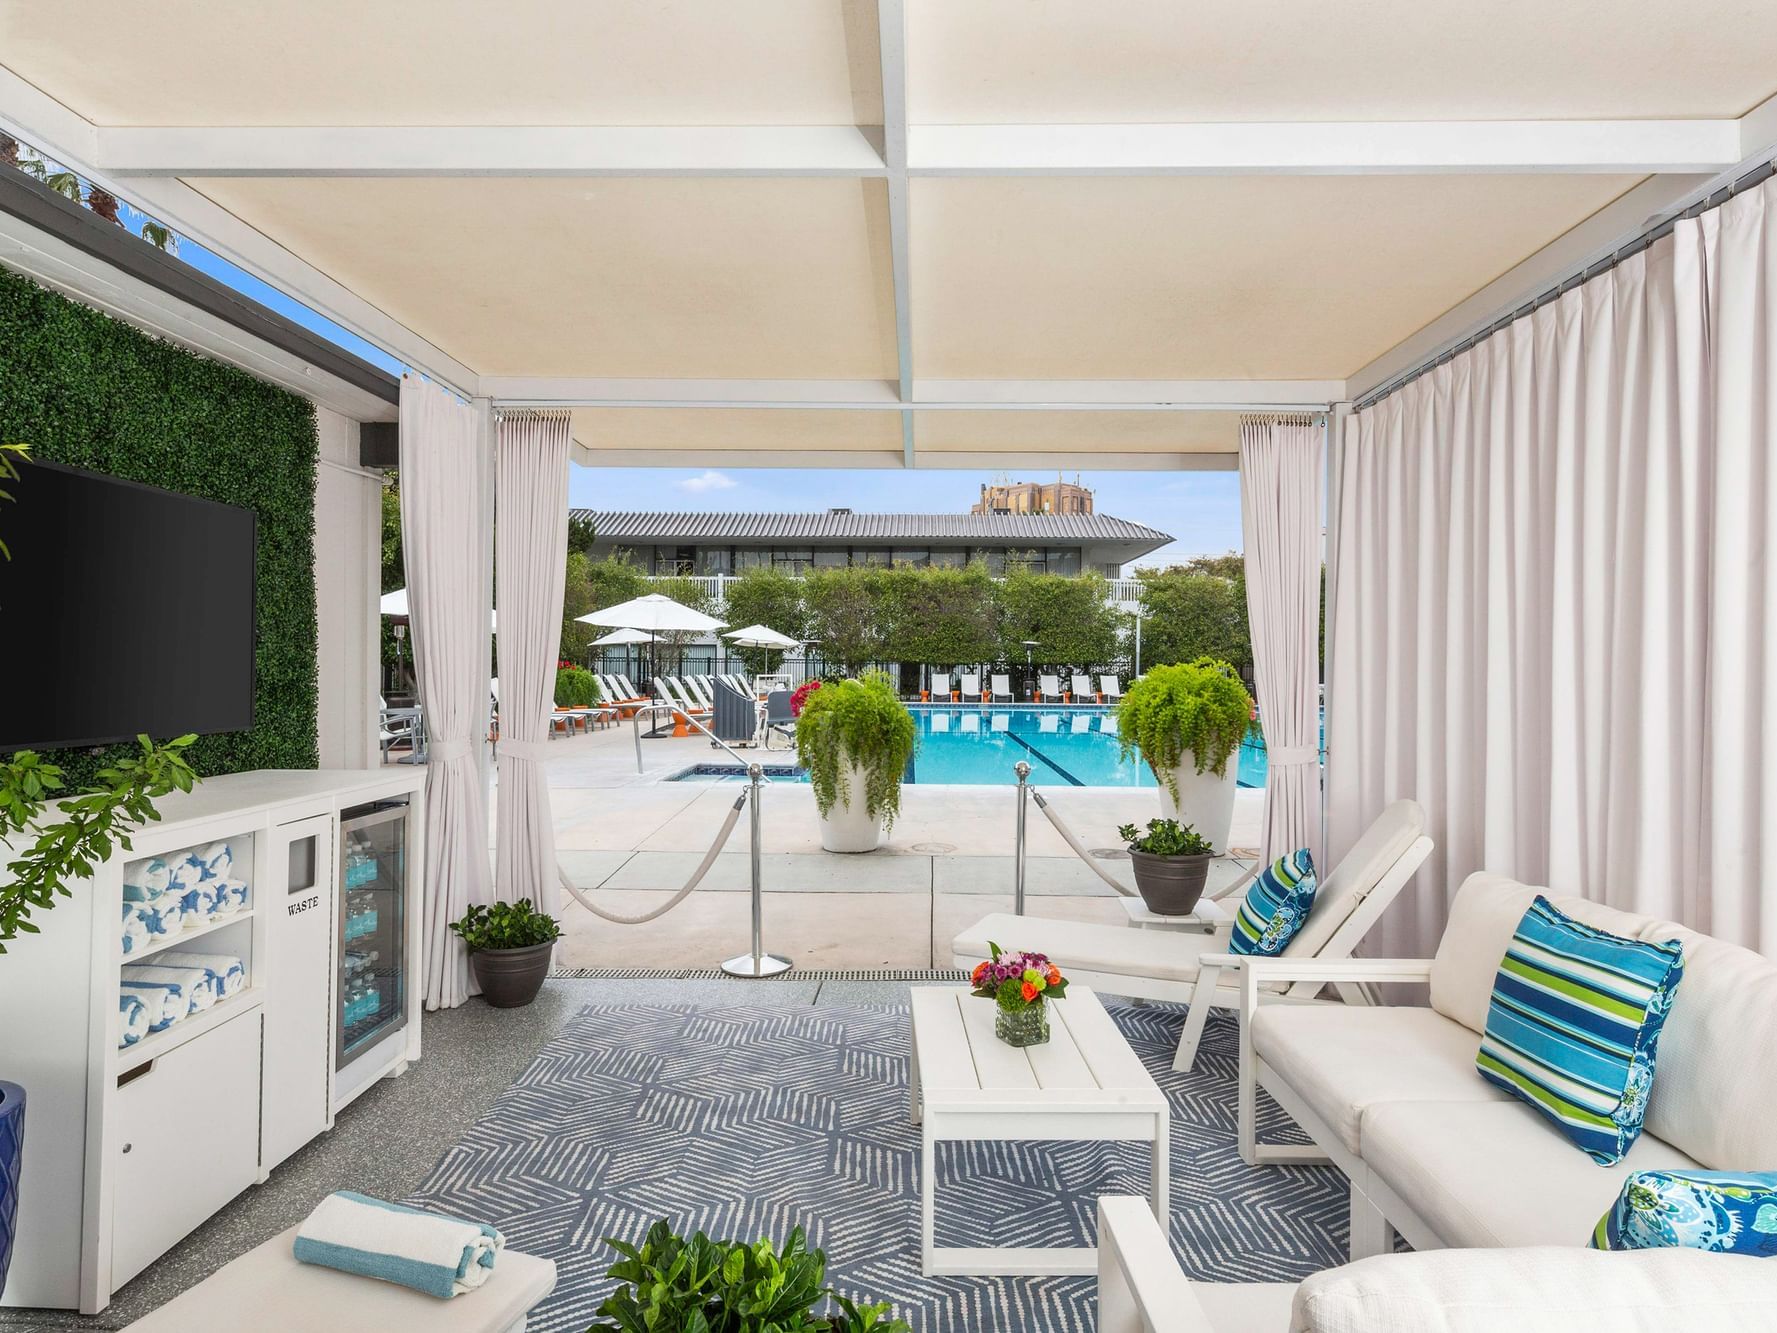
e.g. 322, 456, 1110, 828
337, 800, 408, 1072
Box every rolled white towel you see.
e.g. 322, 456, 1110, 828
121, 964, 217, 1022
180, 882, 217, 923
123, 856, 172, 903
209, 877, 249, 917
121, 904, 150, 957
119, 976, 187, 1032
137, 897, 184, 937
293, 1191, 503, 1299
118, 992, 150, 1048
153, 951, 245, 998
197, 841, 233, 880
167, 851, 206, 891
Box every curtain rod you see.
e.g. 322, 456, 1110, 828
1353, 155, 1777, 412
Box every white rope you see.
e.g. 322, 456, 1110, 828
558, 791, 747, 924
1028, 790, 1138, 897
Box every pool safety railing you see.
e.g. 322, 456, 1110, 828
558, 761, 791, 978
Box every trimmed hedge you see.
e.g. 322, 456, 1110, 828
0, 265, 320, 785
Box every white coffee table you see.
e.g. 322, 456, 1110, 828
908, 985, 1169, 1276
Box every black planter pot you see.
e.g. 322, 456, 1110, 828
1128, 850, 1212, 916
0, 1080, 23, 1300
469, 941, 555, 1008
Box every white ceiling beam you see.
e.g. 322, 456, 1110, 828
496, 379, 1327, 411
97, 125, 888, 178
909, 120, 1742, 176
479, 377, 902, 405
875, 0, 916, 468
1739, 88, 1777, 165
915, 379, 1341, 406
569, 445, 1236, 471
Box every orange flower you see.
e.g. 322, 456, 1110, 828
972, 961, 991, 984
1021, 981, 1039, 1003
1045, 967, 1062, 986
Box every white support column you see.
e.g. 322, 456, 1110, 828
876, 0, 915, 467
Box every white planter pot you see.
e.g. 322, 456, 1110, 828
817, 758, 885, 853
1156, 749, 1239, 851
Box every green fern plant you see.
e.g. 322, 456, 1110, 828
1115, 657, 1253, 801
794, 671, 916, 832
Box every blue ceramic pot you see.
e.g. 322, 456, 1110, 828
0, 1081, 22, 1299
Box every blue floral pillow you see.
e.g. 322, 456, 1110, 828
1592, 1170, 1777, 1256
1229, 848, 1316, 957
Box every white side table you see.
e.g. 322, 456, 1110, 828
1117, 894, 1231, 933
908, 985, 1169, 1276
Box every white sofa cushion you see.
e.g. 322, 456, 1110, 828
1289, 1245, 1777, 1333
951, 912, 1283, 990
1634, 922, 1777, 1169
1251, 1005, 1510, 1155
1360, 1100, 1702, 1250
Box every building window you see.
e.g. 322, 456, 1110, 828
930, 548, 966, 568
812, 548, 848, 568
698, 547, 734, 576
735, 547, 770, 570
773, 548, 813, 575
1046, 548, 1081, 575
892, 547, 931, 566
979, 549, 1007, 576
1005, 548, 1045, 574
854, 548, 891, 567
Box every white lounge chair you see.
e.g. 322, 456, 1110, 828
1099, 673, 1123, 701
1072, 672, 1097, 703
684, 675, 713, 707
928, 671, 953, 702
930, 712, 951, 733
989, 673, 1015, 702
960, 712, 981, 734
1070, 713, 1093, 734
959, 672, 983, 703
378, 696, 418, 760
1038, 712, 1060, 733
1037, 672, 1063, 702
952, 799, 1432, 1071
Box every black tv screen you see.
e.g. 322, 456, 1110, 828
0, 458, 256, 752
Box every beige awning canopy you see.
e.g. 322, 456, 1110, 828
3, 0, 1774, 467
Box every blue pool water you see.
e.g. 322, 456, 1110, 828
672, 706, 1271, 788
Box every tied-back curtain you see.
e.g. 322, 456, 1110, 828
1238, 415, 1324, 868
399, 377, 493, 1009
1328, 174, 1777, 959
494, 409, 572, 909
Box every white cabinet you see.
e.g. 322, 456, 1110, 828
261, 811, 337, 1169
111, 1007, 263, 1289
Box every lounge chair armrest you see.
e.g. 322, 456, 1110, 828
1097, 1197, 1217, 1333
1236, 956, 1435, 985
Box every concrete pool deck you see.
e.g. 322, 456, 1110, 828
473, 719, 1265, 971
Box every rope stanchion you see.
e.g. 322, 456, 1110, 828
558, 790, 747, 925
1026, 789, 1139, 898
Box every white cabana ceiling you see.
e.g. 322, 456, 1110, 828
2, 0, 1775, 467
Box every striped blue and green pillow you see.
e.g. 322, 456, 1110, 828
1229, 848, 1317, 957
1476, 896, 1684, 1165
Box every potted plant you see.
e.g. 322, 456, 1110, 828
590, 1219, 910, 1332
1118, 818, 1217, 916
1115, 657, 1253, 849
795, 671, 916, 853
448, 900, 562, 1008
969, 941, 1069, 1047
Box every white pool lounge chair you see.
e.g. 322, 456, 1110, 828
959, 672, 983, 703
953, 799, 1432, 1071
1099, 673, 1123, 701
1072, 672, 1097, 702
684, 675, 713, 707
1039, 712, 1060, 733
1070, 713, 1093, 734
928, 671, 952, 701
1038, 672, 1063, 701
961, 712, 981, 734
990, 673, 1015, 702
930, 712, 951, 733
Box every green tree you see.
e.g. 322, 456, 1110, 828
721, 566, 807, 673
566, 512, 598, 556
1135, 563, 1251, 675
564, 553, 649, 663
646, 574, 717, 677
878, 561, 999, 669
803, 565, 886, 674
993, 569, 1120, 668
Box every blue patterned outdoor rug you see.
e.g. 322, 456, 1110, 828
408, 1001, 1346, 1332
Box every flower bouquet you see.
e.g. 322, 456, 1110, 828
970, 941, 1068, 1047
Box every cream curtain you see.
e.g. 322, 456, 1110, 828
1238, 415, 1324, 868
399, 377, 493, 1009
494, 410, 572, 909
1328, 176, 1777, 958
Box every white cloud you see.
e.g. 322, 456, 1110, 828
676, 470, 738, 495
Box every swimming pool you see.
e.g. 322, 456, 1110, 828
671, 706, 1272, 788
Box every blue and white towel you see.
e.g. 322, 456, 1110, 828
167, 851, 206, 892
180, 882, 217, 922
118, 992, 150, 1048
209, 878, 249, 917
136, 897, 184, 938
121, 904, 149, 957
123, 857, 172, 903
293, 1191, 503, 1299
197, 841, 233, 880
119, 974, 189, 1032
121, 963, 217, 1026
153, 951, 245, 998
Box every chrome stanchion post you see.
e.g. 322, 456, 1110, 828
1013, 760, 1031, 915
723, 763, 793, 978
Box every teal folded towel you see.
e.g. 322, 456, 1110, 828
292, 1191, 503, 1299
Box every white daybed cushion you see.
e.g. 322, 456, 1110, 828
124, 1225, 556, 1332
952, 912, 1267, 989
1291, 1245, 1777, 1333
1359, 1100, 1701, 1250
1251, 1006, 1510, 1155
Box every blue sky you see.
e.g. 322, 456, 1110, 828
116, 204, 1241, 569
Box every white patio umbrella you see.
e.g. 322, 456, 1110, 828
723, 624, 800, 650
575, 593, 725, 634
588, 626, 654, 647
381, 585, 495, 629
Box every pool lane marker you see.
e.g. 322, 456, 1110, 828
1001, 728, 1086, 787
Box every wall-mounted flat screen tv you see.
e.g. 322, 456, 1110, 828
0, 457, 256, 752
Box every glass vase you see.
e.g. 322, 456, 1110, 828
995, 1001, 1050, 1047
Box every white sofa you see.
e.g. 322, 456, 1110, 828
1240, 872, 1777, 1260
1096, 1194, 1777, 1332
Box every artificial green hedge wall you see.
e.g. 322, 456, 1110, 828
0, 265, 320, 784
